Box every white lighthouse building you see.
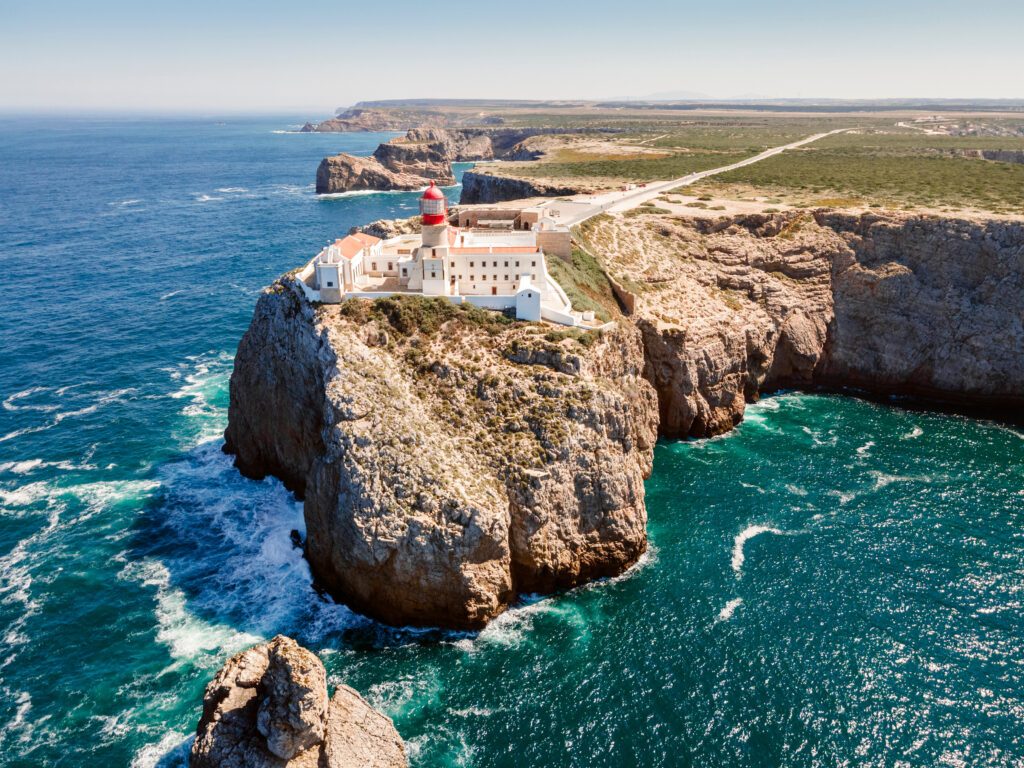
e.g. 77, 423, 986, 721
298, 181, 589, 326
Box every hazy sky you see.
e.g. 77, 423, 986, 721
2, 0, 1022, 113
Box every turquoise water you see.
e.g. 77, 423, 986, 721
1, 118, 1022, 767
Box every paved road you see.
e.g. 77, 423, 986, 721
545, 128, 853, 226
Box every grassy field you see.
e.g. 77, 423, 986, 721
702, 129, 1024, 214
500, 149, 751, 182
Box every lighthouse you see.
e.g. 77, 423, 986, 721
419, 181, 448, 247
411, 181, 451, 295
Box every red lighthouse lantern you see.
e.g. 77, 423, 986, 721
419, 181, 447, 226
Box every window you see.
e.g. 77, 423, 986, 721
387, 262, 393, 271
402, 268, 408, 276
450, 261, 455, 268
371, 262, 377, 271
532, 273, 537, 280
531, 261, 536, 267
430, 271, 436, 278
504, 275, 509, 281
515, 261, 520, 267
504, 261, 508, 267
470, 275, 474, 281
482, 275, 487, 281
470, 261, 475, 268
492, 275, 497, 281
326, 281, 334, 287
492, 261, 497, 267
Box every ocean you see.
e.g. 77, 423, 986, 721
0, 116, 1021, 767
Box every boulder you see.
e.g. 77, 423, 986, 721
191, 635, 406, 768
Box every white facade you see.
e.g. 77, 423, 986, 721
303, 218, 585, 326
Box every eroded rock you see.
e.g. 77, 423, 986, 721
190, 635, 406, 768
225, 295, 658, 629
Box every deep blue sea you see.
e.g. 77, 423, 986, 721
1, 116, 1022, 768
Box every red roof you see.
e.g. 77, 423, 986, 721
422, 180, 445, 200
333, 232, 380, 259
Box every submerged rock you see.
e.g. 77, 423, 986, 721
191, 635, 406, 768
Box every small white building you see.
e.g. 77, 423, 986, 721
297, 181, 587, 327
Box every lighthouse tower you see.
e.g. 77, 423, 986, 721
419, 181, 448, 247
412, 181, 451, 295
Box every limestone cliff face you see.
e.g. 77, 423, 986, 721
300, 107, 435, 133
315, 153, 439, 194
815, 212, 1024, 406
581, 210, 1024, 437
191, 635, 406, 768
225, 289, 658, 629
459, 171, 585, 205
315, 127, 588, 194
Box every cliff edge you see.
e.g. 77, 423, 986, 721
577, 210, 1024, 437
224, 292, 658, 629
224, 209, 1023, 630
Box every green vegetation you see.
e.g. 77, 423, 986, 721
710, 130, 1024, 214
625, 204, 672, 218
545, 246, 620, 323
338, 296, 513, 336
543, 328, 599, 348
504, 150, 749, 182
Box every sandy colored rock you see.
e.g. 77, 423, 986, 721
256, 638, 327, 759
322, 686, 409, 768
579, 209, 1024, 436
190, 635, 406, 768
316, 127, 590, 194
225, 292, 658, 629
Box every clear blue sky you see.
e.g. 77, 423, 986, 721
1, 0, 1021, 112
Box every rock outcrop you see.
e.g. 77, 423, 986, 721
225, 294, 659, 629
301, 107, 435, 133
315, 127, 587, 195
578, 210, 1024, 437
316, 153, 437, 195
458, 171, 586, 205
191, 635, 406, 768
956, 148, 1024, 164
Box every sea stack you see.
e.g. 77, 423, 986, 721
190, 635, 407, 768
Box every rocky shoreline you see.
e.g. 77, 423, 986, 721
223, 208, 1023, 632
315, 127, 581, 195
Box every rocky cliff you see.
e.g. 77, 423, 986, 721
301, 107, 437, 133
225, 292, 658, 629
578, 210, 1024, 437
315, 127, 586, 194
225, 208, 1022, 630
458, 171, 586, 205
191, 635, 406, 768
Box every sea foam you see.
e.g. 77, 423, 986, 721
731, 525, 786, 575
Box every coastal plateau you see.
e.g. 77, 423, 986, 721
224, 209, 1023, 630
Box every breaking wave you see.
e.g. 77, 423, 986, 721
731, 525, 787, 575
